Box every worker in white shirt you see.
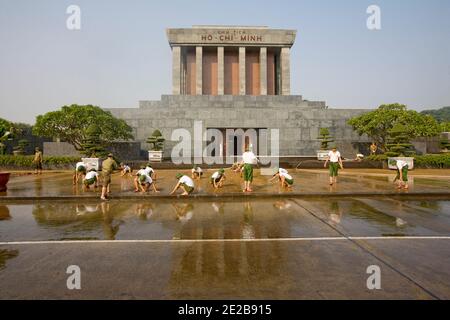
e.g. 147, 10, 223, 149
269, 167, 294, 188
120, 163, 132, 177
324, 146, 344, 186
191, 166, 203, 180
137, 173, 159, 193
142, 163, 156, 180
133, 164, 156, 192
170, 173, 195, 196
83, 169, 99, 191
73, 161, 87, 185
210, 168, 226, 189
241, 147, 258, 192
389, 159, 409, 190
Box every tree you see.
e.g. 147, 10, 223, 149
385, 124, 415, 157
441, 136, 450, 152
0, 118, 12, 155
441, 122, 450, 132
317, 128, 334, 150
421, 106, 450, 123
80, 124, 106, 157
146, 130, 165, 151
33, 105, 133, 151
348, 103, 440, 152
14, 139, 29, 153
0, 118, 25, 155
0, 118, 11, 137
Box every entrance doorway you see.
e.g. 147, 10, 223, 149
207, 128, 266, 159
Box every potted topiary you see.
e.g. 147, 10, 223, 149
386, 123, 415, 170
80, 124, 106, 170
147, 130, 165, 162
440, 132, 450, 153
316, 128, 334, 160
12, 139, 28, 156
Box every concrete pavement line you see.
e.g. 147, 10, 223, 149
349, 236, 450, 240
1, 236, 450, 245
291, 199, 442, 300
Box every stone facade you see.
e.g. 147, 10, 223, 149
104, 26, 372, 161
168, 26, 296, 96
106, 95, 371, 159
44, 141, 142, 160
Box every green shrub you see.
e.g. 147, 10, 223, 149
366, 153, 450, 168
0, 155, 80, 168
385, 123, 415, 157
366, 154, 388, 162
147, 129, 165, 151
414, 154, 450, 168
317, 128, 334, 150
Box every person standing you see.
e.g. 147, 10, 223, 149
101, 153, 118, 201
324, 146, 344, 186
370, 142, 378, 155
33, 147, 43, 175
242, 147, 258, 192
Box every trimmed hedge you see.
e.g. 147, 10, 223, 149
366, 155, 388, 162
414, 153, 450, 169
0, 155, 80, 168
366, 153, 450, 168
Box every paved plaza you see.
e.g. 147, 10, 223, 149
0, 169, 449, 299
2, 168, 450, 199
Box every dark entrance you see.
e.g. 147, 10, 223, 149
206, 128, 266, 158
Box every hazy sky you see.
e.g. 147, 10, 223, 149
1, 0, 449, 124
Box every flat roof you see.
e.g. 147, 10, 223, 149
167, 26, 297, 47
192, 25, 269, 29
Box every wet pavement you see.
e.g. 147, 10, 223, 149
1, 168, 450, 198
0, 196, 449, 299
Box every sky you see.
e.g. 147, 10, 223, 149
0, 0, 449, 124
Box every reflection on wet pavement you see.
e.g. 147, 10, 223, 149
0, 196, 449, 299
1, 198, 449, 242
0, 249, 19, 270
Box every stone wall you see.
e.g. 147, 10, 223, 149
44, 141, 142, 160
3, 127, 52, 155
106, 95, 372, 160
43, 142, 81, 157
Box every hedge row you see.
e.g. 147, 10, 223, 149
0, 155, 80, 168
413, 153, 450, 168
1, 154, 449, 169
366, 153, 450, 168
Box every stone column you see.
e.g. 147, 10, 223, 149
259, 47, 267, 95
196, 46, 203, 95
281, 47, 290, 95
239, 47, 246, 95
172, 46, 181, 95
180, 47, 185, 95
217, 46, 224, 95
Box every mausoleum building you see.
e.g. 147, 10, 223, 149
106, 26, 370, 159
